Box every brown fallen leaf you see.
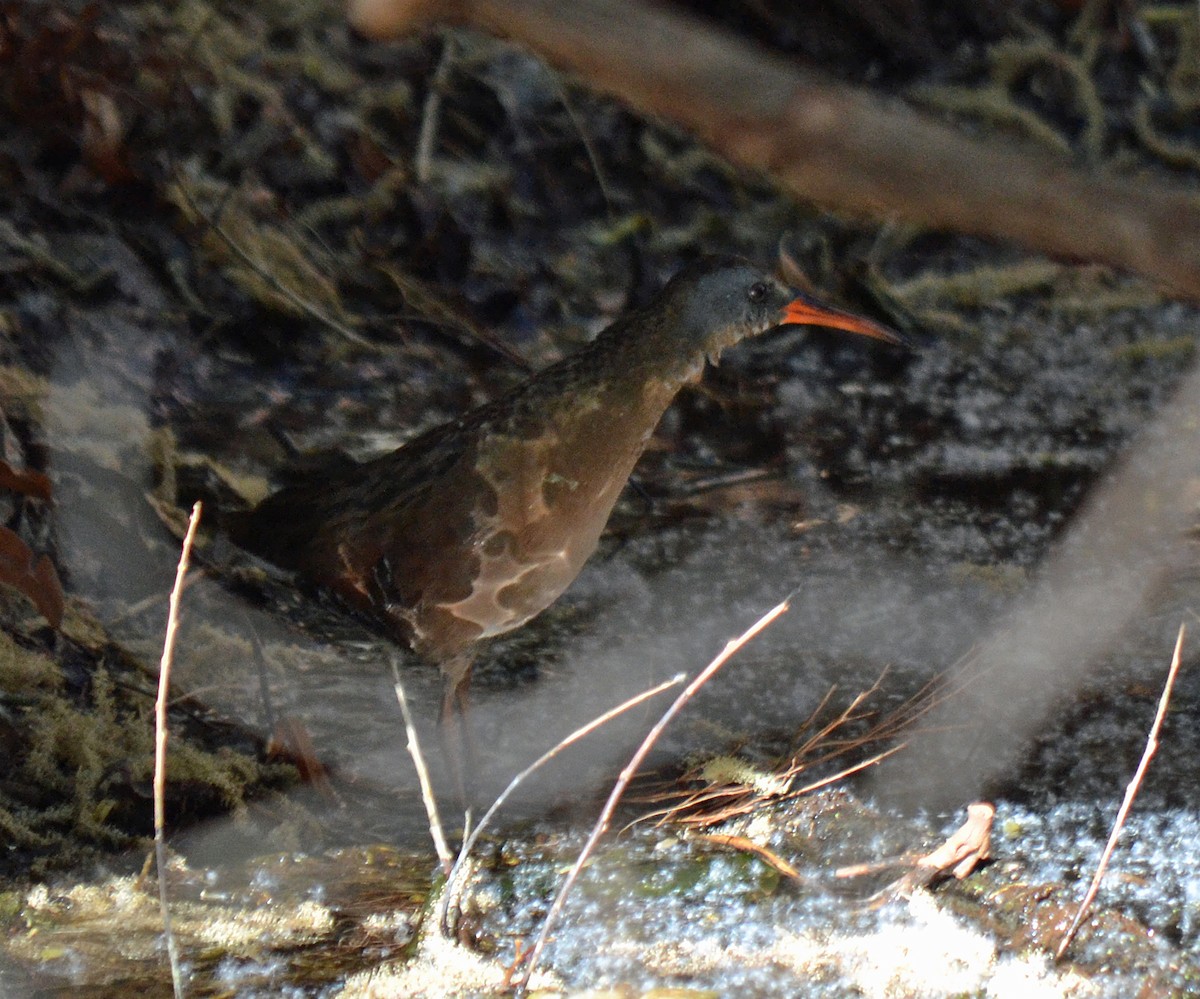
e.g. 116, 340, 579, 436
268, 715, 337, 801
0, 526, 64, 629
835, 801, 995, 897
916, 801, 995, 880
0, 458, 52, 501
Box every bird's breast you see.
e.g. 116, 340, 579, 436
430, 381, 672, 639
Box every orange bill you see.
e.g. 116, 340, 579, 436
779, 294, 908, 347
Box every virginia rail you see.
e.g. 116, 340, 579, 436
232, 256, 903, 722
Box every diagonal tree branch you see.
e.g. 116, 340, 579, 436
350, 0, 1200, 298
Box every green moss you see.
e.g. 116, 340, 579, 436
1112, 337, 1198, 364
0, 618, 293, 873
947, 562, 1028, 596
891, 261, 1066, 311
0, 628, 61, 695
0, 891, 22, 920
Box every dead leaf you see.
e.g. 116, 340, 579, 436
0, 526, 64, 629
916, 801, 994, 880
0, 458, 52, 501
835, 801, 995, 894
268, 715, 336, 800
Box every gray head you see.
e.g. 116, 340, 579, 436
656, 255, 903, 362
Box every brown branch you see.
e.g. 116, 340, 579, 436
695, 832, 803, 881
1055, 624, 1187, 960
0, 526, 64, 630
154, 500, 202, 999
349, 0, 1200, 299
518, 593, 792, 992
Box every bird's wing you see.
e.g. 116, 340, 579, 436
229, 407, 492, 569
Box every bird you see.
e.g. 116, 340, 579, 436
230, 255, 904, 726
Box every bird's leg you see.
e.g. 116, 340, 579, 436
438, 654, 477, 813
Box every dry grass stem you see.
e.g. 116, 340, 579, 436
172, 175, 374, 349
415, 33, 455, 184
695, 832, 803, 880
154, 500, 202, 999
633, 656, 983, 831
438, 673, 685, 934
789, 744, 907, 799
517, 593, 792, 992
1055, 623, 1187, 960
390, 656, 454, 873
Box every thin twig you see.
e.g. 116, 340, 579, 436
154, 500, 202, 999
173, 175, 375, 349
517, 593, 793, 991
694, 832, 803, 881
1056, 623, 1187, 960
390, 655, 454, 873
415, 33, 456, 184
550, 72, 616, 217
790, 743, 906, 798
630, 655, 977, 831
438, 673, 685, 933
633, 740, 904, 832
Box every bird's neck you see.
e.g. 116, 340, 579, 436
544, 316, 707, 430
599, 304, 713, 387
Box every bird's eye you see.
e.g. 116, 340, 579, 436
747, 281, 769, 304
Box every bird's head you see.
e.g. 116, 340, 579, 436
661, 255, 905, 364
